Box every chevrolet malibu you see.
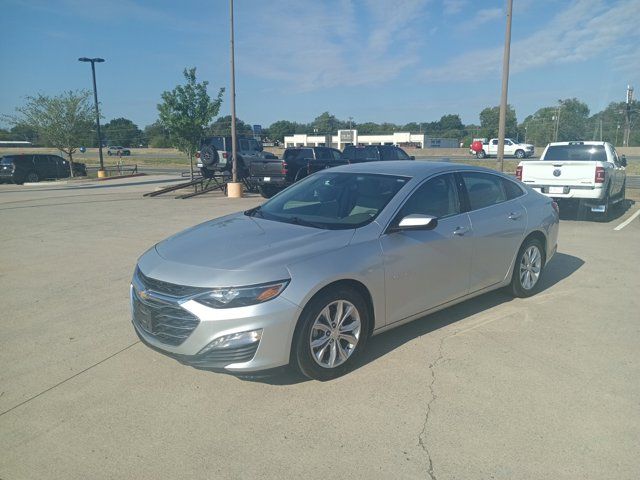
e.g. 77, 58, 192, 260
132, 162, 559, 380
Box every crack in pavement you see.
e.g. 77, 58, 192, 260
418, 333, 447, 480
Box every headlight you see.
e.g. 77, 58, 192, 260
193, 280, 289, 309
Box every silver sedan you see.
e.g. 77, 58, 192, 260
132, 162, 559, 380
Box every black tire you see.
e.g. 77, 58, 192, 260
476, 150, 486, 159
515, 149, 525, 159
292, 286, 370, 381
258, 185, 279, 198
509, 238, 546, 298
25, 171, 39, 183
107, 151, 112, 156
200, 145, 219, 168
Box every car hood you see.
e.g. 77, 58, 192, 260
139, 213, 354, 287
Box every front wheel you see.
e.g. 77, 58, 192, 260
515, 149, 525, 159
292, 287, 370, 381
476, 150, 486, 159
509, 238, 545, 298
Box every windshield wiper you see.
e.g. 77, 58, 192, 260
287, 216, 325, 229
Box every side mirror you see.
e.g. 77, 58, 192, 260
621, 154, 627, 167
390, 214, 438, 232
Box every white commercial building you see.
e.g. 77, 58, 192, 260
284, 130, 458, 149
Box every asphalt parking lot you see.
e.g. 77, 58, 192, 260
1, 176, 639, 480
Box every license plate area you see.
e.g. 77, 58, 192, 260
548, 186, 566, 194
263, 177, 271, 182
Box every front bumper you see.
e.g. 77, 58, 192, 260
131, 278, 302, 373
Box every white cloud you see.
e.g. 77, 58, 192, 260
442, 0, 467, 15
423, 0, 640, 82
240, 0, 430, 92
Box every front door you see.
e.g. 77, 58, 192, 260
381, 173, 473, 325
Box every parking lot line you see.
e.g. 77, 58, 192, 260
614, 208, 640, 231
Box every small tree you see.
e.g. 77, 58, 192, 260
4, 90, 94, 176
158, 67, 224, 179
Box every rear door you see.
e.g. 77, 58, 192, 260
34, 156, 56, 179
460, 171, 526, 292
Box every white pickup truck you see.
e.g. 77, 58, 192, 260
516, 141, 627, 217
471, 138, 535, 159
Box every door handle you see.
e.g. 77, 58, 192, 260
453, 226, 468, 236
508, 211, 522, 220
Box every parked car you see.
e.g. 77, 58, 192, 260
342, 145, 415, 162
516, 141, 626, 218
0, 154, 87, 184
196, 136, 275, 179
131, 161, 559, 380
471, 138, 534, 159
250, 147, 345, 198
107, 146, 131, 156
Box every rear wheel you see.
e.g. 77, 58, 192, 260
509, 238, 545, 298
476, 150, 486, 159
25, 171, 39, 183
292, 287, 370, 381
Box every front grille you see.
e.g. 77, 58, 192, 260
136, 268, 208, 298
132, 289, 200, 346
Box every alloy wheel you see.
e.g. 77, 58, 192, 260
309, 300, 361, 369
519, 245, 542, 290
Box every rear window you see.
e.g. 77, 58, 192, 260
1, 155, 30, 164
543, 145, 607, 161
344, 146, 379, 161
201, 137, 225, 151
1, 156, 15, 165
284, 148, 313, 160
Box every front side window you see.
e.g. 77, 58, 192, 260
396, 148, 411, 160
252, 172, 409, 229
492, 139, 499, 145
380, 146, 398, 160
462, 172, 508, 210
398, 173, 460, 219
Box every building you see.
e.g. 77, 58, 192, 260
284, 130, 458, 149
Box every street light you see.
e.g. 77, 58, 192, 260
78, 57, 106, 176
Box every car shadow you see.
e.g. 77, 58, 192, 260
559, 199, 635, 222
243, 251, 585, 385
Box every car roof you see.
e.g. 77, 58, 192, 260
329, 160, 507, 178
547, 141, 607, 146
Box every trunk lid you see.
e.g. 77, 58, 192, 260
520, 161, 597, 187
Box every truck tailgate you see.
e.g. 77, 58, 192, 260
249, 159, 283, 179
521, 161, 596, 187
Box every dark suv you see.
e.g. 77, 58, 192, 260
342, 145, 415, 163
0, 154, 87, 184
196, 136, 276, 179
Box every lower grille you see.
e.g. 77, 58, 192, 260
132, 288, 199, 346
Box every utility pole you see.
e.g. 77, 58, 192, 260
78, 57, 106, 177
496, 0, 513, 173
624, 85, 634, 147
553, 102, 561, 142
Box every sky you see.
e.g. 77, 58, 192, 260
1, 0, 639, 129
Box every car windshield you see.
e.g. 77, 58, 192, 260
543, 145, 607, 161
248, 172, 409, 230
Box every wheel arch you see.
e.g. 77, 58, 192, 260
522, 230, 547, 265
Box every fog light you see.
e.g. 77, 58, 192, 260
198, 329, 263, 355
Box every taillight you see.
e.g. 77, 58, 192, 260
595, 166, 605, 183
515, 165, 523, 181
195, 151, 200, 159
551, 201, 559, 214
222, 152, 228, 159
281, 161, 288, 175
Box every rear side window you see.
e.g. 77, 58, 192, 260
502, 178, 525, 200
543, 145, 607, 161
462, 172, 507, 210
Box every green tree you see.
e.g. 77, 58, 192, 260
479, 105, 518, 138
311, 112, 344, 134
4, 90, 94, 176
144, 121, 171, 148
103, 117, 143, 147
158, 67, 224, 179
589, 100, 640, 146
355, 122, 381, 134
267, 120, 299, 142
522, 98, 590, 146
208, 115, 253, 137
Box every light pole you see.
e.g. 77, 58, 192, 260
496, 0, 513, 173
78, 57, 105, 176
227, 0, 242, 197
615, 124, 620, 146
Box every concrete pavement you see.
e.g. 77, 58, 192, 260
0, 176, 639, 479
